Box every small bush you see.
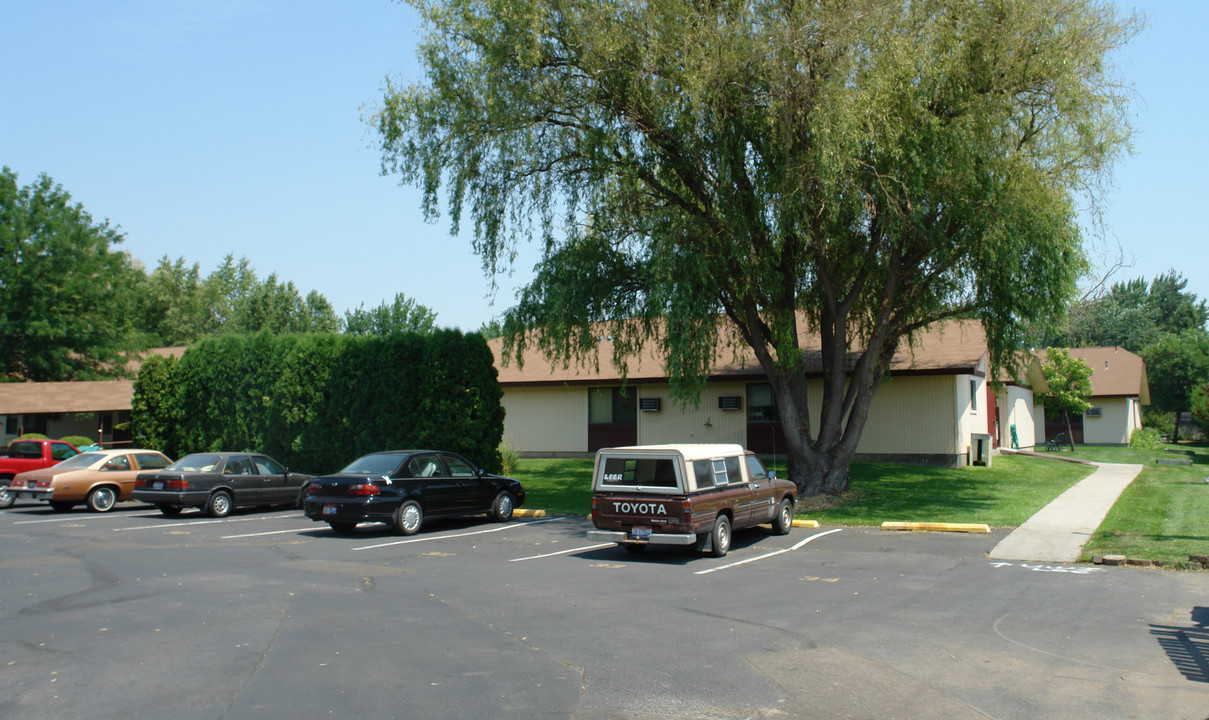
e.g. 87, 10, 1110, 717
499, 441, 520, 476
1128, 426, 1163, 450
15, 433, 48, 441
59, 436, 94, 449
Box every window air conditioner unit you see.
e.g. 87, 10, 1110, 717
1085, 407, 1102, 418
718, 396, 742, 411
639, 397, 661, 412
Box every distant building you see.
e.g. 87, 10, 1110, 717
1033, 347, 1150, 446
0, 347, 186, 447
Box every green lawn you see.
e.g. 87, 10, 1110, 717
513, 453, 1094, 527
1059, 443, 1209, 568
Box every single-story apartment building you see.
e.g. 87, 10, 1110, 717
491, 319, 1048, 466
0, 347, 186, 448
1033, 346, 1150, 446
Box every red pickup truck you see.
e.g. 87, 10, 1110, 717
587, 443, 797, 558
0, 439, 80, 508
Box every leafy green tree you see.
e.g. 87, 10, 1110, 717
1148, 271, 1208, 334
373, 0, 1136, 494
1191, 382, 1209, 437
230, 273, 342, 334
1037, 349, 1094, 451
0, 167, 143, 381
344, 293, 437, 336
134, 256, 210, 346
1142, 329, 1209, 442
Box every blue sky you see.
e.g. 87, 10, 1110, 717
2, 1, 1205, 331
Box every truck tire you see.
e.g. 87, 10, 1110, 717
707, 514, 732, 558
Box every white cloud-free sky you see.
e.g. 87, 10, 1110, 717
2, 0, 1205, 331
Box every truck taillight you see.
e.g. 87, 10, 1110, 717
166, 480, 189, 491
590, 497, 597, 519
348, 483, 380, 496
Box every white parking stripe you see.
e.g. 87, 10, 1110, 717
510, 543, 613, 562
222, 527, 316, 539
693, 528, 843, 575
353, 518, 557, 550
113, 516, 272, 532
13, 516, 94, 525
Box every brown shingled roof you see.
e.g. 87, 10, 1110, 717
0, 380, 135, 414
491, 318, 992, 386
1037, 347, 1150, 404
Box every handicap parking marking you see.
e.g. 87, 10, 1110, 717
694, 528, 843, 575
352, 518, 559, 551
989, 561, 1105, 575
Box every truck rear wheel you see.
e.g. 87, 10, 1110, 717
707, 514, 731, 558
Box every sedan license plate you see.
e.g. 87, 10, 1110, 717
629, 526, 652, 540
152, 481, 164, 490
323, 505, 337, 515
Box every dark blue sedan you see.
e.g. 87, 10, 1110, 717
303, 450, 525, 535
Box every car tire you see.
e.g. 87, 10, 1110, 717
296, 486, 308, 510
87, 486, 118, 513
490, 491, 514, 522
50, 501, 75, 512
158, 505, 182, 517
207, 490, 233, 518
0, 482, 14, 509
328, 521, 357, 534
708, 514, 731, 558
394, 500, 423, 536
772, 498, 793, 535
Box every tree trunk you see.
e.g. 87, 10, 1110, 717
1064, 412, 1075, 451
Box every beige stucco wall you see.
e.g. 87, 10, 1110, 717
635, 383, 748, 446
502, 373, 979, 460
998, 385, 1037, 450
1082, 397, 1138, 445
500, 386, 590, 454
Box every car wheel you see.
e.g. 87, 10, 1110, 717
86, 486, 118, 513
772, 498, 793, 535
296, 486, 308, 510
158, 505, 182, 517
0, 482, 13, 509
708, 514, 732, 558
623, 543, 647, 554
490, 491, 514, 521
394, 500, 423, 536
207, 490, 233, 518
50, 501, 75, 512
328, 521, 357, 534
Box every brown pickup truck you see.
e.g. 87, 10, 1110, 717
0, 439, 81, 508
587, 443, 797, 558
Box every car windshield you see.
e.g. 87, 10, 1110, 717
167, 454, 223, 472
339, 454, 405, 476
53, 452, 106, 469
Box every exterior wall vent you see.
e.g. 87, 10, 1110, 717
638, 397, 662, 412
718, 396, 742, 411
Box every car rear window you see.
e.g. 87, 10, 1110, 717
340, 454, 405, 476
169, 454, 222, 472
600, 457, 680, 489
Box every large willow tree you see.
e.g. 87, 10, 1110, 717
374, 0, 1137, 495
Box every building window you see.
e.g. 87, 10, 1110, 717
589, 387, 637, 425
970, 380, 979, 412
747, 383, 778, 422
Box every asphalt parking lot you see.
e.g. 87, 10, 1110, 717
2, 501, 1207, 720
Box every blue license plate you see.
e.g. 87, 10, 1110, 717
630, 526, 652, 539
323, 505, 337, 515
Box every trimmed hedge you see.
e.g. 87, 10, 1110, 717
131, 330, 504, 474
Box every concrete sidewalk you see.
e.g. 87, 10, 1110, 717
988, 461, 1143, 562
